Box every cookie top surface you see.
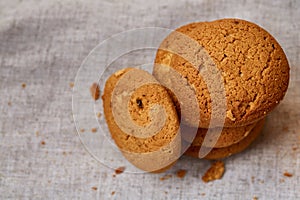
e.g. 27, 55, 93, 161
154, 18, 289, 128
102, 68, 180, 153
102, 68, 181, 171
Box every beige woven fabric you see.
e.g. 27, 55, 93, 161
0, 0, 299, 199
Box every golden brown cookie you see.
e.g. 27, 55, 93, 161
202, 161, 225, 182
184, 118, 265, 159
154, 18, 289, 128
102, 68, 181, 172
181, 121, 256, 148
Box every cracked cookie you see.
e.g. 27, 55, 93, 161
154, 18, 289, 128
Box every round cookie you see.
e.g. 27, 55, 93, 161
102, 68, 181, 172
181, 121, 256, 148
184, 118, 265, 159
154, 18, 289, 128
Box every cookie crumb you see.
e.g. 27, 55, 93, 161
91, 128, 97, 133
292, 147, 297, 151
112, 174, 116, 178
69, 82, 74, 88
91, 186, 97, 191
253, 196, 258, 200
111, 191, 115, 195
115, 166, 125, 174
160, 174, 172, 181
97, 112, 101, 118
282, 126, 289, 132
201, 193, 206, 196
259, 179, 264, 184
40, 141, 46, 145
283, 172, 293, 177
202, 161, 225, 183
279, 178, 285, 183
176, 169, 187, 178
80, 128, 85, 133
90, 82, 100, 100
114, 69, 127, 77
62, 151, 67, 156
8, 101, 12, 106
21, 83, 26, 88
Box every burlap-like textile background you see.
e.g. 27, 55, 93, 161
0, 0, 299, 199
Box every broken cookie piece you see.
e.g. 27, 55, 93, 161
202, 161, 225, 182
90, 82, 100, 100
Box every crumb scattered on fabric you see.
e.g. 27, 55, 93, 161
111, 191, 115, 195
176, 169, 187, 178
202, 161, 225, 183
90, 82, 100, 100
279, 178, 285, 183
69, 82, 74, 88
160, 174, 172, 181
112, 174, 116, 178
8, 102, 12, 106
259, 179, 264, 184
80, 128, 85, 133
283, 172, 293, 177
97, 112, 101, 118
91, 187, 97, 191
91, 128, 97, 133
292, 147, 297, 151
253, 196, 258, 200
40, 141, 46, 145
21, 83, 26, 88
251, 176, 255, 183
282, 126, 289, 132
201, 193, 206, 196
115, 166, 125, 174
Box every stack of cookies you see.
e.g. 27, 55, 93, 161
102, 19, 289, 172
154, 19, 289, 160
